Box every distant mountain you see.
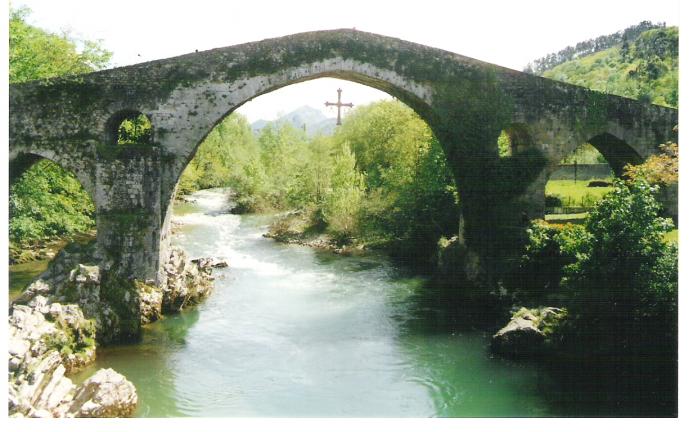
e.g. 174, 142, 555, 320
251, 106, 338, 136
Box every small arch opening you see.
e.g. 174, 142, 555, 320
497, 123, 534, 158
106, 110, 152, 146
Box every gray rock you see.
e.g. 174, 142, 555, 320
69, 264, 100, 284
161, 247, 214, 312
491, 307, 567, 358
68, 368, 138, 418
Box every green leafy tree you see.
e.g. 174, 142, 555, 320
117, 114, 152, 145
564, 180, 677, 323
9, 160, 95, 246
9, 7, 111, 83
321, 143, 365, 242
178, 113, 256, 194
519, 180, 677, 365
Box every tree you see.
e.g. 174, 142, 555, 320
9, 7, 111, 83
321, 143, 365, 242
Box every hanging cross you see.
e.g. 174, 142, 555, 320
325, 88, 353, 126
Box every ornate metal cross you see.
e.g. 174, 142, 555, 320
325, 88, 354, 125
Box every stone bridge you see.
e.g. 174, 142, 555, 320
9, 29, 678, 288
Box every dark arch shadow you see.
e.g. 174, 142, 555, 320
587, 132, 643, 177
9, 153, 43, 186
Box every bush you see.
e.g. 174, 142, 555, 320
545, 194, 562, 208
564, 179, 677, 327
624, 142, 678, 186
514, 220, 587, 300
516, 179, 677, 356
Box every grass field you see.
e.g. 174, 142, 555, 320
545, 179, 614, 208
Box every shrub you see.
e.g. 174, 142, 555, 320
545, 194, 562, 208
514, 220, 587, 300
516, 179, 677, 358
624, 142, 678, 186
564, 179, 677, 327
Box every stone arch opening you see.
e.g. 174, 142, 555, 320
164, 76, 460, 272
105, 110, 153, 146
9, 153, 98, 299
497, 123, 534, 158
166, 65, 438, 190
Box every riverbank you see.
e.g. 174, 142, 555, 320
8, 218, 225, 417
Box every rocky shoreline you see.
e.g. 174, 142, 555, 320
8, 243, 226, 418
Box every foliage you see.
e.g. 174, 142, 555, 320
623, 142, 678, 186
517, 180, 677, 363
497, 130, 512, 157
178, 113, 257, 196
564, 179, 677, 320
335, 101, 459, 258
117, 114, 152, 145
9, 160, 95, 245
516, 220, 587, 299
542, 27, 678, 107
321, 143, 365, 242
179, 100, 460, 261
9, 7, 109, 254
525, 21, 665, 74
9, 6, 111, 83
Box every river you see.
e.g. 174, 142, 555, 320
70, 188, 560, 417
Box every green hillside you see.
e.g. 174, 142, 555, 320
542, 27, 678, 107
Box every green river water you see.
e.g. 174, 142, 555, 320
20, 189, 580, 417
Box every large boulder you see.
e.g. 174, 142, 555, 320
67, 368, 138, 418
491, 307, 567, 358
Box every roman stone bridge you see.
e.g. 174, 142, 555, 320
9, 29, 678, 287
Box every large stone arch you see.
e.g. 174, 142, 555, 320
157, 61, 437, 201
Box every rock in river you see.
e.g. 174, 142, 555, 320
491, 306, 567, 358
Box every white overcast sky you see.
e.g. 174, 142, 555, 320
10, 0, 683, 122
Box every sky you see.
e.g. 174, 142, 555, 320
10, 0, 682, 122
